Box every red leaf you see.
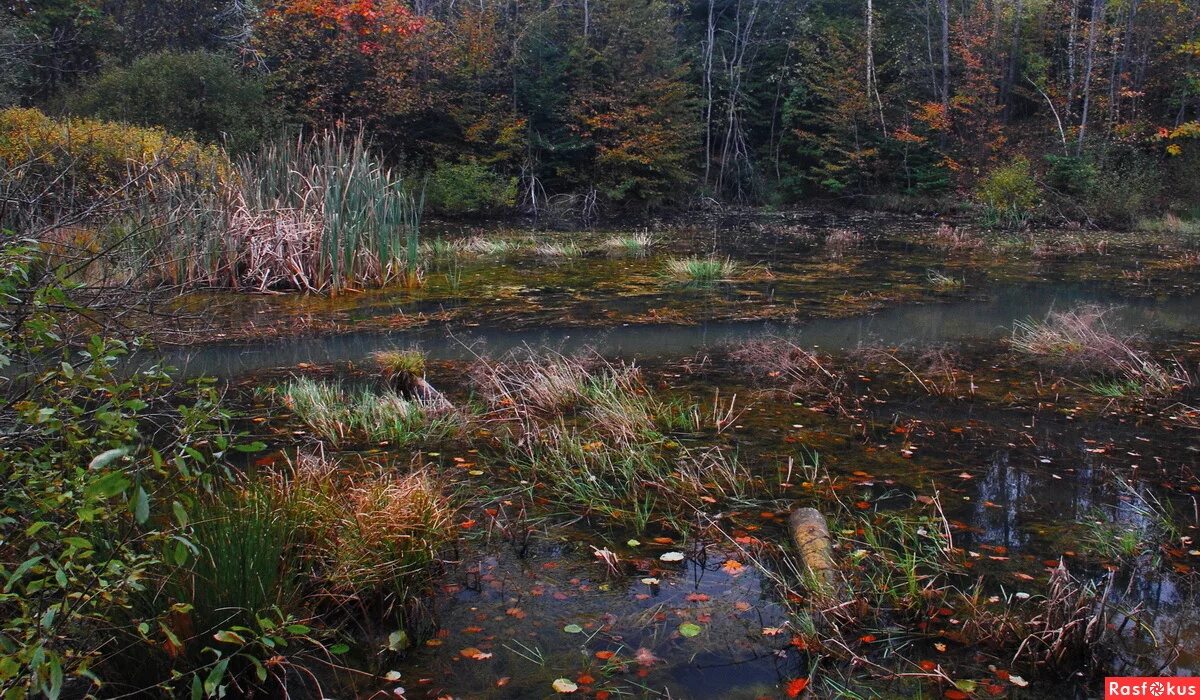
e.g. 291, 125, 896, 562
785, 678, 809, 697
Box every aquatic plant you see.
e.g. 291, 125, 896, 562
533, 241, 583, 258
1010, 306, 1186, 394
926, 269, 964, 290
663, 256, 740, 284
462, 236, 521, 256
602, 232, 654, 256
824, 228, 864, 254
930, 223, 982, 251
423, 237, 466, 260
277, 377, 457, 446
729, 337, 842, 396
279, 452, 456, 615
372, 349, 426, 378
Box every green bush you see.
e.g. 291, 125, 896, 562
975, 157, 1041, 227
0, 243, 312, 698
68, 50, 271, 152
1044, 154, 1098, 198
424, 161, 516, 217
1089, 149, 1163, 228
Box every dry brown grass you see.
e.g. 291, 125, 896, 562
825, 228, 864, 256
1011, 306, 1188, 394
730, 338, 841, 394
930, 223, 982, 251
277, 451, 456, 609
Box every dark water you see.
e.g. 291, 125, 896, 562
156, 281, 1199, 378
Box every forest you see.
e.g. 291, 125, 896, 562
2, 2, 1200, 700
5, 0, 1200, 224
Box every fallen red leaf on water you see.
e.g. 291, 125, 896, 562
496, 677, 510, 687
918, 660, 937, 671
785, 678, 809, 697
595, 651, 616, 660
859, 634, 877, 643
505, 608, 526, 619
459, 519, 477, 529
686, 593, 710, 602
462, 626, 484, 634
984, 683, 1006, 695
635, 647, 659, 666
1013, 572, 1036, 581
944, 690, 969, 700
577, 673, 595, 685
722, 560, 745, 574
789, 635, 808, 649
855, 501, 871, 510
734, 601, 752, 611
596, 692, 610, 700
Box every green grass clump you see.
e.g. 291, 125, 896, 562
602, 233, 654, 256
1086, 379, 1143, 398
663, 256, 740, 284
278, 377, 456, 446
372, 349, 426, 377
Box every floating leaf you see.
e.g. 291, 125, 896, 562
785, 678, 809, 697
627, 539, 641, 547
563, 624, 583, 634
659, 551, 685, 562
678, 622, 702, 638
551, 678, 578, 693
1008, 675, 1029, 687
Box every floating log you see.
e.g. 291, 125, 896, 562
789, 507, 838, 593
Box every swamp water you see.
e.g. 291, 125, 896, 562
172, 220, 1200, 699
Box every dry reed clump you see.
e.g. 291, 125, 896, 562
471, 352, 637, 417
853, 345, 968, 397
533, 241, 582, 258
824, 228, 864, 255
1010, 306, 1188, 394
729, 338, 841, 394
128, 128, 422, 293
930, 223, 982, 251
278, 452, 456, 608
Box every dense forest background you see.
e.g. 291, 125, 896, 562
4, 0, 1200, 224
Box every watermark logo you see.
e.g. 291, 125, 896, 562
1106, 678, 1200, 698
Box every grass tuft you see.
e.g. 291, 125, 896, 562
663, 256, 740, 284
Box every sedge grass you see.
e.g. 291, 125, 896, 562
663, 256, 740, 284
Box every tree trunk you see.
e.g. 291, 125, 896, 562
1002, 0, 1024, 122
867, 0, 887, 136
1077, 0, 1103, 154
940, 0, 951, 117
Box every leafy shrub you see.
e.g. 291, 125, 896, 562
0, 107, 227, 229
1088, 148, 1163, 227
424, 161, 516, 217
0, 243, 266, 697
975, 157, 1040, 227
68, 50, 271, 152
1044, 154, 1098, 198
